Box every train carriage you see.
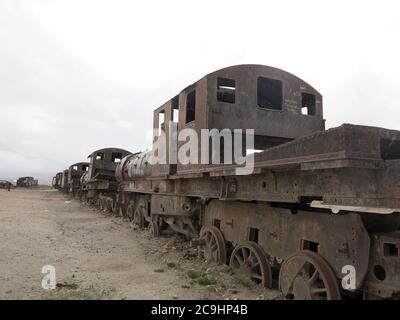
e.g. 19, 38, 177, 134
80, 147, 132, 210
67, 162, 89, 198
52, 172, 63, 189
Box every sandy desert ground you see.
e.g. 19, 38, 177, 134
0, 187, 280, 300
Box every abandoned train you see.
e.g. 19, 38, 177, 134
16, 176, 38, 187
53, 64, 400, 300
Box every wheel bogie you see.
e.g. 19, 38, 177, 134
72, 186, 397, 299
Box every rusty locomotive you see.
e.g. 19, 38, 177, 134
0, 180, 13, 190
53, 64, 400, 300
52, 172, 62, 189
16, 176, 38, 187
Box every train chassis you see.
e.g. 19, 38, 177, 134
76, 187, 400, 300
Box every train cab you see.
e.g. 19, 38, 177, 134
87, 148, 132, 182
68, 162, 89, 182
152, 64, 325, 176
67, 162, 89, 194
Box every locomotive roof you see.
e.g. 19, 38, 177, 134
68, 162, 89, 169
87, 147, 131, 158
180, 64, 321, 95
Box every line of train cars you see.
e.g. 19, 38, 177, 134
53, 65, 400, 300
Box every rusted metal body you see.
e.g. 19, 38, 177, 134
56, 65, 400, 299
0, 180, 13, 190
16, 176, 38, 187
151, 64, 324, 176
67, 162, 89, 197
52, 172, 63, 189
58, 169, 69, 192
79, 148, 131, 207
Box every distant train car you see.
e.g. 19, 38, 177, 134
0, 180, 12, 190
80, 148, 131, 210
67, 162, 89, 198
52, 172, 63, 189
59, 169, 69, 192
16, 176, 38, 187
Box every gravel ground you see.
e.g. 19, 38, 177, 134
0, 187, 280, 300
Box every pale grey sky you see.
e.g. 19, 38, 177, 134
0, 0, 400, 180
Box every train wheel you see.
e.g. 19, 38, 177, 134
279, 250, 341, 300
111, 200, 118, 215
106, 199, 113, 213
133, 206, 145, 229
119, 205, 125, 218
229, 242, 272, 288
126, 202, 135, 220
149, 219, 160, 237
199, 226, 226, 264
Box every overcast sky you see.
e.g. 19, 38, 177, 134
1, 0, 399, 180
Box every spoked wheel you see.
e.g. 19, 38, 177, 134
126, 203, 135, 220
279, 250, 341, 300
105, 199, 113, 213
100, 199, 105, 211
149, 219, 160, 237
118, 204, 126, 218
96, 198, 102, 210
86, 197, 93, 206
229, 242, 272, 288
133, 206, 145, 229
199, 226, 226, 264
111, 200, 118, 215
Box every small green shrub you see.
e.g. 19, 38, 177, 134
232, 274, 252, 287
186, 269, 202, 279
197, 276, 217, 286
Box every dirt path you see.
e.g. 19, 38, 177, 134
0, 187, 279, 300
